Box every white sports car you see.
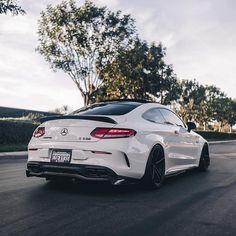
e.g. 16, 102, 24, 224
26, 100, 210, 189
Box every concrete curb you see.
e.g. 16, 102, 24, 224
209, 140, 236, 144
0, 151, 27, 156
0, 151, 28, 160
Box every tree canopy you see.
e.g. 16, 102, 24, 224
175, 80, 235, 131
37, 0, 136, 105
0, 0, 25, 15
92, 39, 181, 105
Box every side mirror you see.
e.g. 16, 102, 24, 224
186, 122, 196, 132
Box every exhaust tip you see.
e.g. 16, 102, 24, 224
26, 170, 30, 177
113, 179, 125, 185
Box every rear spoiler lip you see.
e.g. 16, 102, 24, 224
39, 115, 117, 124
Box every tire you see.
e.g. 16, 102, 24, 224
142, 145, 165, 189
198, 145, 210, 172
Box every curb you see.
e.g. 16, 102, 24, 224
208, 140, 236, 144
0, 151, 28, 160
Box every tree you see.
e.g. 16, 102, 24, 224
176, 81, 234, 131
147, 43, 181, 105
177, 79, 207, 124
196, 85, 222, 131
0, 0, 25, 15
213, 95, 233, 132
37, 0, 136, 105
92, 40, 181, 104
50, 105, 72, 114
227, 100, 236, 133
25, 113, 44, 122
92, 39, 149, 102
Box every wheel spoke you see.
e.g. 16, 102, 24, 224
155, 148, 160, 158
155, 157, 164, 165
152, 165, 162, 182
148, 147, 165, 187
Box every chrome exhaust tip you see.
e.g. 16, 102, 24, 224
113, 179, 125, 185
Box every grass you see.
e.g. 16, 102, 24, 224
0, 144, 27, 152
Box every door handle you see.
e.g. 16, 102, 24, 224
174, 130, 179, 135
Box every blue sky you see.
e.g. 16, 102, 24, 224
0, 0, 235, 111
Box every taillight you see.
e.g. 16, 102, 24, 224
33, 127, 45, 137
90, 128, 136, 139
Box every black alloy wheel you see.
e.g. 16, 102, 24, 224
198, 145, 210, 171
143, 145, 165, 189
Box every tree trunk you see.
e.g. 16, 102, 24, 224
160, 92, 163, 104
83, 93, 90, 106
203, 122, 206, 131
218, 122, 222, 132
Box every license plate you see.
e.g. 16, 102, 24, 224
50, 149, 72, 163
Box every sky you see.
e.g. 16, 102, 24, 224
0, 0, 235, 112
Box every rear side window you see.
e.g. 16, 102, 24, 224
73, 103, 140, 116
142, 108, 166, 124
159, 109, 185, 127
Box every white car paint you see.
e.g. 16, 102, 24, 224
27, 101, 208, 182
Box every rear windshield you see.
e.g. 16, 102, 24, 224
72, 102, 141, 116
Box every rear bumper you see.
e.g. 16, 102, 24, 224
26, 161, 130, 184
28, 137, 150, 180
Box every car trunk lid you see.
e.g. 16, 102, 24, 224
38, 115, 123, 142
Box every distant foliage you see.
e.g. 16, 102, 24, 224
0, 106, 58, 118
49, 105, 72, 115
174, 80, 236, 132
24, 113, 45, 122
0, 0, 25, 15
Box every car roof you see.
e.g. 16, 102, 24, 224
99, 100, 167, 116
100, 99, 157, 105
72, 99, 166, 118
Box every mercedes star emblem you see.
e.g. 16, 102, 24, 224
60, 128, 68, 136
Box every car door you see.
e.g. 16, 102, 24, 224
159, 108, 199, 173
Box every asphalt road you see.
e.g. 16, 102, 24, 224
1, 142, 236, 236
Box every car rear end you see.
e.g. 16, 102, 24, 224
26, 102, 148, 184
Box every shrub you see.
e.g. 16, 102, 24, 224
196, 131, 236, 141
0, 120, 38, 145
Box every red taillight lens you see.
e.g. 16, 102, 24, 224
33, 127, 45, 138
90, 128, 136, 139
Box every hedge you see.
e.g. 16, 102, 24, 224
0, 106, 57, 118
0, 120, 38, 145
196, 131, 236, 141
